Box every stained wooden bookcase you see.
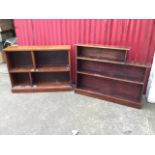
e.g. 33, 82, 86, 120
4, 45, 72, 92
75, 44, 148, 109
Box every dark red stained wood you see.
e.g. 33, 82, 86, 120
9, 67, 34, 73
77, 71, 144, 85
77, 56, 148, 68
76, 45, 128, 62
75, 44, 147, 109
6, 51, 33, 70
10, 73, 31, 87
35, 66, 70, 72
4, 45, 72, 93
77, 59, 147, 83
77, 74, 143, 102
35, 50, 69, 68
75, 88, 142, 109
9, 66, 70, 73
32, 72, 70, 85
31, 51, 36, 69
12, 82, 72, 93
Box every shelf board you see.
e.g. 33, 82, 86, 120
75, 88, 142, 109
77, 71, 144, 85
33, 81, 70, 87
77, 56, 147, 68
9, 67, 34, 73
9, 66, 70, 73
12, 82, 72, 93
77, 56, 126, 64
35, 66, 70, 72
4, 45, 71, 52
76, 44, 130, 51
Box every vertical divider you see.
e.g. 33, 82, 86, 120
29, 72, 33, 87
124, 50, 128, 62
67, 49, 71, 84
31, 51, 36, 70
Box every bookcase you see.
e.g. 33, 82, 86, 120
75, 44, 148, 109
4, 45, 72, 92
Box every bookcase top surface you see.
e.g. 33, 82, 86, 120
4, 45, 71, 52
76, 44, 130, 51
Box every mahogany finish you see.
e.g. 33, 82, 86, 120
76, 44, 128, 62
75, 44, 148, 109
4, 45, 72, 92
77, 59, 146, 84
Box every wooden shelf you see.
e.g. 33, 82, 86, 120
77, 56, 121, 63
12, 82, 72, 93
9, 67, 34, 73
5, 45, 72, 93
34, 81, 70, 87
4, 45, 71, 52
35, 66, 70, 72
75, 88, 142, 109
77, 56, 147, 68
77, 71, 144, 85
75, 44, 130, 51
9, 66, 70, 73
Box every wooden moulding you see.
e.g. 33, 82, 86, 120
4, 45, 72, 93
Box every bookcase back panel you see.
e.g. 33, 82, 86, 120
77, 74, 143, 102
7, 52, 33, 69
32, 72, 70, 84
77, 60, 146, 82
35, 51, 69, 67
77, 46, 126, 61
11, 73, 30, 86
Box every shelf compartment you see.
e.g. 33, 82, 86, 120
77, 59, 146, 83
6, 51, 33, 70
32, 72, 70, 86
77, 71, 144, 85
76, 74, 143, 102
75, 88, 142, 109
10, 73, 31, 87
76, 45, 128, 62
35, 51, 69, 68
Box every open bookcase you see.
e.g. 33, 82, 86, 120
75, 44, 148, 109
4, 45, 72, 92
